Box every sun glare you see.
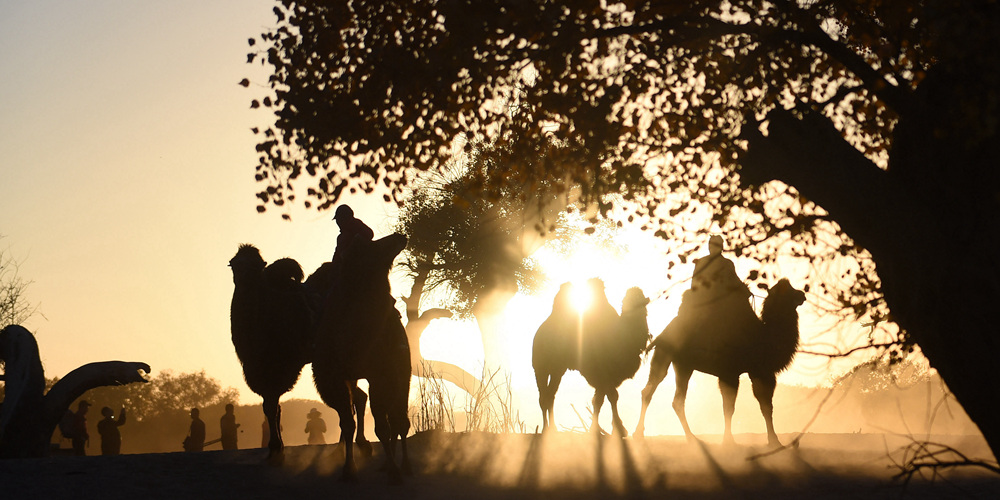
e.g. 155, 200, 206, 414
568, 282, 592, 313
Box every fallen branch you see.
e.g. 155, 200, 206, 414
890, 440, 1000, 487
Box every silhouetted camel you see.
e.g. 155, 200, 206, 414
312, 234, 412, 482
229, 245, 311, 460
229, 245, 372, 461
634, 278, 806, 447
533, 279, 651, 436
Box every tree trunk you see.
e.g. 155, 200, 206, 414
472, 287, 518, 377
403, 267, 485, 398
741, 96, 1000, 459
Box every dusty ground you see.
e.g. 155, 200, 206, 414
2, 432, 998, 499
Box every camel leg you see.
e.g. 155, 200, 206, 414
390, 381, 412, 476
535, 369, 550, 431
351, 383, 373, 457
331, 382, 358, 482
672, 365, 696, 442
537, 369, 565, 432
370, 379, 403, 484
607, 388, 627, 438
591, 390, 606, 435
750, 374, 781, 447
719, 375, 739, 446
262, 395, 283, 462
635, 347, 671, 438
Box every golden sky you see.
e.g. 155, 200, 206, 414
0, 0, 375, 400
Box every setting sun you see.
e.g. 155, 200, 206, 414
568, 282, 592, 313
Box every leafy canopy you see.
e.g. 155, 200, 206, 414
247, 0, 993, 354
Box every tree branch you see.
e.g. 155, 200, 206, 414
599, 14, 912, 114
797, 341, 901, 359
739, 108, 903, 256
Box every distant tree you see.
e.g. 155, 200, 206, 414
143, 370, 239, 418
0, 240, 39, 330
249, 1, 1000, 458
1, 240, 40, 404
73, 370, 238, 422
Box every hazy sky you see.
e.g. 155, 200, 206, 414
1, 1, 872, 436
0, 0, 395, 400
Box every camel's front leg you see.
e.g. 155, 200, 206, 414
635, 347, 671, 438
332, 382, 358, 482
672, 365, 696, 441
537, 370, 565, 432
750, 374, 781, 447
351, 383, 373, 457
591, 390, 606, 434
390, 394, 412, 476
262, 395, 284, 462
718, 375, 739, 446
607, 388, 627, 438
369, 379, 403, 484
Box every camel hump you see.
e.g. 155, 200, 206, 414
304, 261, 337, 293
655, 292, 759, 350
264, 258, 305, 288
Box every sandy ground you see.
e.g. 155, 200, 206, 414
2, 432, 998, 499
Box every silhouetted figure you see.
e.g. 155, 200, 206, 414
261, 419, 269, 448
686, 235, 750, 306
97, 406, 127, 456
220, 404, 240, 450
332, 205, 375, 264
635, 279, 806, 447
184, 408, 206, 452
305, 408, 327, 445
70, 400, 91, 456
533, 280, 651, 435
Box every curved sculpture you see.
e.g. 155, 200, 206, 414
533, 279, 651, 435
0, 325, 150, 458
634, 278, 806, 446
312, 233, 412, 482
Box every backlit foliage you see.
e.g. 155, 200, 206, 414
247, 0, 993, 357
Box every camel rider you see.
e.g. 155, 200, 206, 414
330, 205, 396, 315
686, 235, 750, 306
331, 205, 374, 265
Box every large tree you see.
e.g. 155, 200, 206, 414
248, 0, 1000, 457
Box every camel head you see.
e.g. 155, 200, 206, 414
370, 233, 407, 268
621, 287, 652, 352
341, 233, 408, 281
765, 278, 806, 309
229, 244, 266, 284
621, 287, 650, 314
759, 278, 807, 373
